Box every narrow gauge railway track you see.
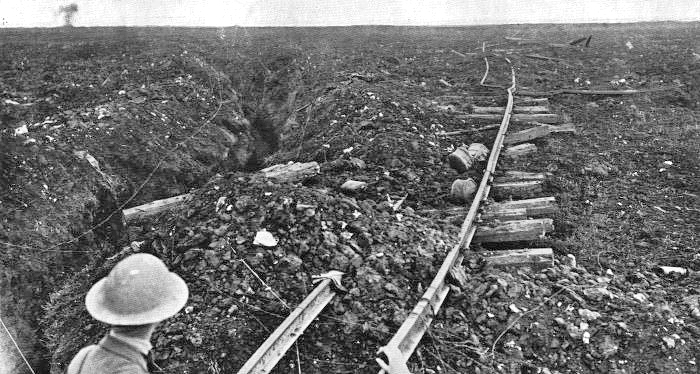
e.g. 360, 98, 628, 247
230, 51, 568, 373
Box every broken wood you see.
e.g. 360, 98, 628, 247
504, 143, 537, 158
258, 162, 320, 183
124, 162, 320, 224
569, 36, 588, 46
494, 171, 548, 183
484, 197, 557, 218
484, 248, 553, 267
439, 123, 501, 136
492, 180, 543, 200
504, 123, 576, 145
474, 218, 554, 243
457, 113, 565, 124
480, 206, 528, 221
471, 105, 549, 114
124, 194, 191, 223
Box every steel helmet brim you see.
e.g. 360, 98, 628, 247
85, 271, 189, 325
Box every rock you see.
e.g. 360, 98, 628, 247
579, 308, 602, 321
661, 336, 675, 348
341, 180, 367, 192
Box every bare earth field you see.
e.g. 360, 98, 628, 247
1, 23, 698, 373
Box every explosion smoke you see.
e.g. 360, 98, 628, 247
59, 3, 78, 27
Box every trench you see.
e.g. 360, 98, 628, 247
5, 107, 287, 374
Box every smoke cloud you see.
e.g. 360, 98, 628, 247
59, 3, 78, 27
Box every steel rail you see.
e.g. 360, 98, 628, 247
237, 271, 344, 374
376, 57, 516, 374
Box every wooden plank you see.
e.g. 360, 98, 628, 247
484, 248, 553, 267
515, 97, 549, 105
124, 194, 191, 223
258, 161, 320, 183
472, 106, 549, 114
494, 171, 548, 183
457, 113, 565, 124
124, 162, 319, 224
474, 218, 554, 243
504, 143, 537, 158
492, 180, 543, 199
504, 123, 575, 145
484, 197, 558, 217
480, 207, 527, 221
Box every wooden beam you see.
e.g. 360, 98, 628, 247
494, 171, 548, 183
492, 180, 543, 200
457, 113, 565, 124
504, 143, 537, 158
484, 248, 553, 267
439, 123, 501, 136
471, 105, 549, 114
124, 194, 191, 223
474, 218, 554, 243
124, 162, 320, 224
515, 97, 549, 105
504, 123, 576, 145
483, 197, 558, 217
480, 207, 527, 221
258, 161, 320, 183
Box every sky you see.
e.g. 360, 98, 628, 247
0, 0, 698, 27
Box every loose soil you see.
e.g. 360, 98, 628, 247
0, 23, 697, 373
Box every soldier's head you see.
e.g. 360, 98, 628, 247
85, 253, 189, 327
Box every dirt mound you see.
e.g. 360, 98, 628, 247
43, 172, 457, 373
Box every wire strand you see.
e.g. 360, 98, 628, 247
0, 313, 37, 374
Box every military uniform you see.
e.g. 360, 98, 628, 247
67, 334, 149, 374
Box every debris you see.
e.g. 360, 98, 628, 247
656, 266, 689, 276
340, 180, 367, 193
599, 336, 618, 357
447, 143, 489, 173
578, 308, 601, 321
13, 124, 29, 136
253, 229, 278, 247
450, 178, 477, 201
73, 150, 101, 171
625, 41, 634, 49
661, 336, 675, 348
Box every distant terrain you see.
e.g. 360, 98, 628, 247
1, 22, 698, 373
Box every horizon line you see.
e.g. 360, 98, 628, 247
2, 19, 699, 29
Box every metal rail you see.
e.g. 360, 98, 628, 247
237, 271, 345, 374
376, 57, 516, 374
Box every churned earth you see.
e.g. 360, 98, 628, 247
0, 23, 697, 373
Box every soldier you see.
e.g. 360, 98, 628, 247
67, 253, 189, 374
